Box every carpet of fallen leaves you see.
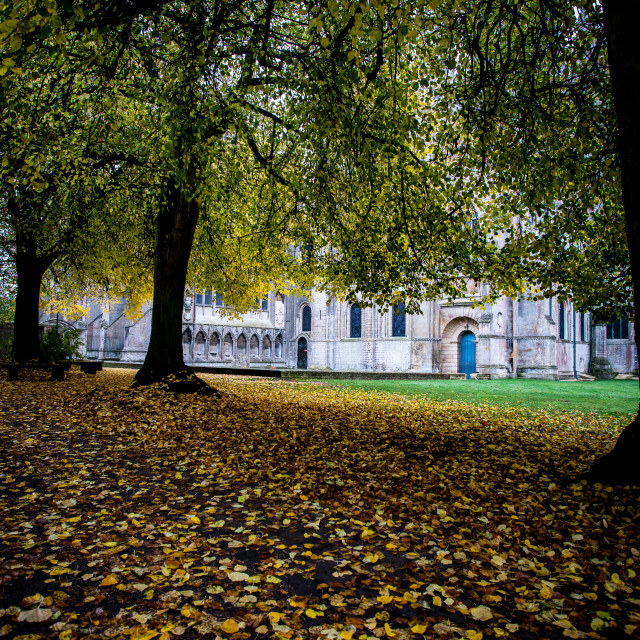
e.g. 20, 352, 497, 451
1, 369, 639, 640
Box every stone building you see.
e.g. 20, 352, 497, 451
44, 286, 637, 379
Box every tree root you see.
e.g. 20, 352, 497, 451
132, 364, 221, 397
581, 416, 640, 487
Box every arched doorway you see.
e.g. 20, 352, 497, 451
459, 331, 476, 378
297, 337, 308, 369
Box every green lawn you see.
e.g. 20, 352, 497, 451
329, 378, 639, 417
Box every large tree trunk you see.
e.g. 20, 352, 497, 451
133, 176, 212, 392
12, 245, 50, 363
585, 1, 640, 485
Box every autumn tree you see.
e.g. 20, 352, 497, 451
0, 9, 156, 362
416, 0, 636, 484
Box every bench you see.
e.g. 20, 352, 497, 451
59, 360, 104, 374
4, 363, 67, 381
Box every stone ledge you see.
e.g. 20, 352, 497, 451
281, 371, 466, 380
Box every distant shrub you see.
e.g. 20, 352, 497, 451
40, 326, 82, 363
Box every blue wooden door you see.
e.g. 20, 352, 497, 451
459, 331, 476, 378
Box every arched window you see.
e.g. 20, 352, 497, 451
392, 302, 405, 337
263, 335, 272, 358
350, 304, 362, 338
302, 305, 312, 332
275, 334, 283, 358
559, 301, 565, 339
237, 334, 247, 355
250, 335, 259, 358
195, 331, 206, 357
209, 333, 220, 358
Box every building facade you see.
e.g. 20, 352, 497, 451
43, 287, 637, 379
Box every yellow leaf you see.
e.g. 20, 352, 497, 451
306, 609, 323, 618
432, 596, 442, 607
411, 623, 427, 634
539, 586, 553, 600
384, 623, 396, 637
470, 606, 493, 621
289, 597, 306, 608
377, 595, 393, 604
17, 608, 53, 622
341, 629, 354, 640
130, 629, 158, 640
189, 515, 201, 524
100, 574, 118, 586
466, 631, 483, 640
220, 619, 240, 634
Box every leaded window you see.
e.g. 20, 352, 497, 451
607, 319, 629, 340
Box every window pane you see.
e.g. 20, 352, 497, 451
559, 301, 565, 339
195, 293, 203, 305
204, 290, 212, 305
302, 306, 312, 332
262, 298, 269, 311
350, 305, 361, 338
392, 302, 405, 337
216, 293, 224, 306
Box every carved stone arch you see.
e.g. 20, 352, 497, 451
440, 307, 482, 333
440, 317, 480, 374
263, 334, 272, 358
250, 334, 260, 358
299, 301, 312, 333
237, 333, 247, 356
209, 332, 220, 359
195, 330, 207, 358
182, 328, 192, 357
223, 332, 234, 359
274, 333, 283, 358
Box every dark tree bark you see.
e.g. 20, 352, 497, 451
10, 196, 57, 363
12, 250, 49, 363
132, 176, 213, 393
585, 0, 640, 485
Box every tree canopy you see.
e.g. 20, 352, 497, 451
1, 0, 638, 479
